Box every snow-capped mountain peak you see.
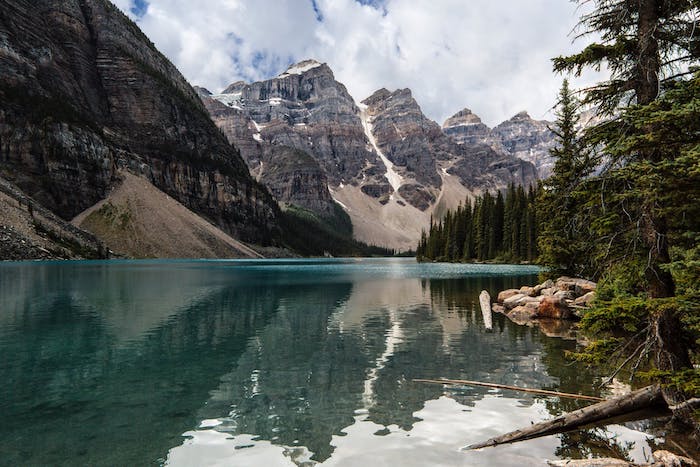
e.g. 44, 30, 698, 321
277, 59, 324, 78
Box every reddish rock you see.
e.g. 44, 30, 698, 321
519, 285, 537, 297
537, 319, 577, 339
492, 303, 506, 314
536, 296, 574, 320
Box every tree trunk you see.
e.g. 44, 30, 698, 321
636, 0, 692, 379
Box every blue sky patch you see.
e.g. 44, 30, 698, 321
354, 0, 388, 16
310, 0, 323, 22
130, 0, 149, 17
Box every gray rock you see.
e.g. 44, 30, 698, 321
534, 279, 555, 295
503, 293, 543, 310
442, 108, 492, 145
497, 289, 521, 303
556, 277, 598, 295
554, 290, 577, 301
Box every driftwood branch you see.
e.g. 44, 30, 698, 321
467, 385, 666, 450
413, 378, 604, 402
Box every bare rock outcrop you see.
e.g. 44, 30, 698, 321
443, 108, 556, 178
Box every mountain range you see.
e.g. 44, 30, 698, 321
0, 0, 557, 258
197, 60, 555, 250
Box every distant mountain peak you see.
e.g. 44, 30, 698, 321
443, 108, 484, 129
510, 111, 531, 121
277, 59, 326, 78
362, 88, 392, 105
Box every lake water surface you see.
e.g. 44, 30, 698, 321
0, 258, 658, 466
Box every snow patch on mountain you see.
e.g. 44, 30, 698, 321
278, 60, 323, 78
359, 108, 403, 192
211, 92, 242, 109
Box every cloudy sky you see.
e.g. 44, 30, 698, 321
112, 0, 600, 127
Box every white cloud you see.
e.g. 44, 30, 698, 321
116, 0, 603, 127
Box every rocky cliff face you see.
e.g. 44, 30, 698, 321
490, 112, 556, 179
208, 60, 376, 185
0, 0, 279, 247
362, 89, 536, 203
202, 61, 538, 250
197, 86, 335, 217
442, 108, 493, 146
443, 108, 556, 179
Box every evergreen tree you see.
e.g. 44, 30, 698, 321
503, 183, 516, 260
416, 188, 538, 264
537, 79, 593, 276
553, 1, 700, 392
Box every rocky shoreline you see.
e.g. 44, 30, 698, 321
493, 276, 597, 328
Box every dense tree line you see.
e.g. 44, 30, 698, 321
416, 184, 538, 263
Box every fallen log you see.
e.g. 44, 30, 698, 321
479, 290, 493, 331
467, 385, 666, 449
413, 378, 603, 402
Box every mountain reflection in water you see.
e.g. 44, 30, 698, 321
0, 259, 656, 466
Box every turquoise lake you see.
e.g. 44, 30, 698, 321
0, 258, 658, 466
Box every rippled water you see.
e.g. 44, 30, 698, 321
0, 258, 657, 466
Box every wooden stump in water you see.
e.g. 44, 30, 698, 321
479, 290, 492, 331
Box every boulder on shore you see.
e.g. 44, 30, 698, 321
503, 293, 543, 310
497, 289, 521, 303
533, 279, 554, 295
508, 305, 538, 325
556, 277, 597, 295
537, 296, 574, 320
493, 276, 597, 329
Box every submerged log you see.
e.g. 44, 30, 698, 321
413, 378, 603, 402
467, 385, 666, 450
479, 290, 492, 331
